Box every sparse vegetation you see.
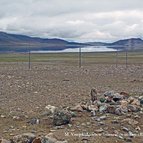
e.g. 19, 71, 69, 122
0, 51, 143, 64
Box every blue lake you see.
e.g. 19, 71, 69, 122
31, 46, 116, 53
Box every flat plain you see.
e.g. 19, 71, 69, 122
0, 52, 143, 143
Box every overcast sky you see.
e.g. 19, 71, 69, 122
0, 0, 143, 42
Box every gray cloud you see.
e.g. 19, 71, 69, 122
0, 0, 143, 42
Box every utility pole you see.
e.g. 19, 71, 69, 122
125, 39, 131, 68
125, 47, 128, 68
79, 47, 82, 68
116, 47, 118, 68
28, 42, 31, 69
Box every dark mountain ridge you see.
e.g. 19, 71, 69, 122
0, 31, 143, 52
107, 38, 143, 50
0, 31, 86, 52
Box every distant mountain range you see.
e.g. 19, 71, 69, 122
0, 32, 87, 52
0, 31, 143, 52
107, 38, 143, 50
87, 38, 143, 50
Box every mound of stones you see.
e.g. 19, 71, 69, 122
28, 89, 143, 127
70, 89, 143, 116
44, 105, 72, 126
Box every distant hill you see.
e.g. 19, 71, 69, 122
0, 31, 143, 52
0, 31, 85, 52
87, 38, 143, 51
106, 38, 143, 50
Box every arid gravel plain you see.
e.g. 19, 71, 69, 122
0, 60, 143, 143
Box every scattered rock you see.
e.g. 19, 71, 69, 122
99, 122, 105, 125
0, 139, 11, 143
107, 105, 116, 114
120, 100, 128, 107
53, 126, 64, 130
127, 97, 140, 106
90, 88, 97, 104
99, 115, 107, 120
131, 99, 140, 106
68, 124, 72, 128
116, 135, 124, 140
69, 111, 77, 118
32, 138, 41, 143
0, 115, 6, 118
41, 110, 53, 117
12, 133, 36, 143
87, 105, 98, 112
41, 136, 57, 143
128, 105, 139, 112
115, 107, 122, 115
120, 92, 129, 98
99, 104, 107, 113
53, 110, 71, 126
134, 115, 140, 119
95, 117, 101, 122
12, 116, 21, 121
124, 137, 132, 142
81, 123, 86, 126
81, 138, 89, 143
91, 110, 96, 116
70, 104, 83, 112
113, 93, 123, 102
104, 91, 114, 98
135, 126, 141, 131
118, 105, 128, 114
122, 127, 129, 132
95, 128, 104, 133
128, 131, 134, 138
111, 120, 119, 124
45, 105, 57, 114
140, 98, 143, 105
99, 98, 106, 103
27, 118, 40, 125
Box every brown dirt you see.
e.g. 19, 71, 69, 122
0, 62, 143, 143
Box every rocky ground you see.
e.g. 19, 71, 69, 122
0, 62, 143, 143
